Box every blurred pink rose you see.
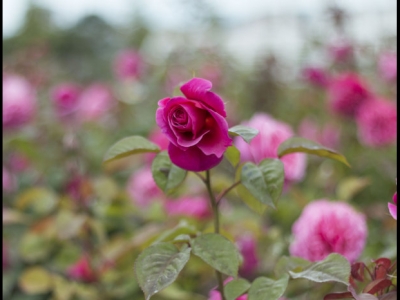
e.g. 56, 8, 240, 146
235, 113, 307, 183
3, 74, 36, 129
50, 83, 81, 119
355, 98, 397, 147
328, 39, 354, 64
290, 199, 367, 262
298, 118, 340, 149
199, 64, 223, 87
156, 77, 232, 171
164, 196, 211, 220
67, 256, 97, 283
301, 67, 330, 88
378, 52, 397, 82
145, 127, 170, 164
9, 153, 30, 173
236, 234, 259, 277
327, 73, 371, 117
388, 192, 397, 220
3, 167, 16, 193
127, 167, 163, 207
113, 49, 144, 81
77, 83, 114, 121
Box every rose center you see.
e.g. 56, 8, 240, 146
172, 108, 189, 127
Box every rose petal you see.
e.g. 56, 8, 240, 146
156, 106, 177, 145
168, 143, 223, 172
180, 78, 226, 117
388, 202, 397, 220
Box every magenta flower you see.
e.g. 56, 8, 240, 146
378, 52, 397, 82
50, 83, 81, 119
290, 200, 367, 263
301, 67, 330, 88
164, 196, 211, 220
113, 49, 144, 81
67, 256, 97, 283
388, 192, 397, 220
236, 234, 259, 277
234, 113, 306, 183
3, 74, 36, 129
127, 167, 163, 207
355, 98, 397, 147
156, 78, 232, 171
327, 73, 371, 117
328, 39, 354, 64
77, 83, 114, 121
3, 167, 16, 193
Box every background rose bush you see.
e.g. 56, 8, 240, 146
2, 3, 396, 300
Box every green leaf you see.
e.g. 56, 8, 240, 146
288, 253, 350, 286
191, 233, 240, 277
258, 159, 285, 206
153, 220, 198, 244
229, 125, 259, 143
235, 165, 267, 214
103, 135, 160, 163
15, 187, 58, 216
151, 151, 187, 195
225, 278, 251, 300
224, 145, 241, 168
18, 266, 53, 294
248, 274, 289, 300
274, 256, 311, 277
134, 242, 191, 300
277, 137, 350, 167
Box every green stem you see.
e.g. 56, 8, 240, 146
205, 170, 226, 300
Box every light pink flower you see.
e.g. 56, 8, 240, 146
3, 74, 36, 129
67, 256, 96, 283
156, 78, 232, 171
113, 49, 144, 81
355, 98, 397, 147
298, 118, 340, 149
328, 39, 354, 64
164, 196, 211, 220
127, 167, 163, 207
378, 52, 397, 82
3, 167, 16, 193
388, 192, 397, 220
50, 83, 81, 118
77, 83, 114, 121
234, 113, 306, 183
290, 199, 367, 262
301, 67, 330, 88
236, 234, 259, 277
326, 73, 371, 117
199, 64, 223, 88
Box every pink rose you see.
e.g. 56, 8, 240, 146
77, 83, 114, 121
113, 49, 144, 81
328, 39, 354, 64
236, 234, 259, 277
156, 78, 232, 171
388, 192, 397, 220
234, 113, 306, 183
326, 73, 371, 117
301, 67, 330, 88
67, 256, 97, 283
290, 200, 367, 262
298, 118, 340, 149
355, 98, 397, 147
50, 83, 81, 119
3, 74, 36, 129
164, 196, 211, 220
126, 167, 163, 207
378, 52, 397, 82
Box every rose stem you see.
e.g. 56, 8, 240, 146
205, 170, 226, 300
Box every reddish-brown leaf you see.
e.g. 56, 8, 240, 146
351, 262, 366, 282
324, 292, 354, 299
363, 278, 392, 295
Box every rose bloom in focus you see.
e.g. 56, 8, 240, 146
235, 113, 306, 183
388, 191, 397, 220
164, 196, 211, 220
77, 83, 114, 121
156, 78, 232, 171
113, 49, 144, 81
50, 83, 81, 120
290, 199, 367, 262
378, 52, 397, 82
327, 73, 371, 117
67, 256, 97, 283
355, 98, 397, 147
3, 74, 36, 129
127, 167, 163, 207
